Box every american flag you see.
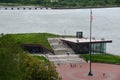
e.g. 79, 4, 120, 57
90, 9, 93, 22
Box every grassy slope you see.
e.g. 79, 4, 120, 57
33, 56, 49, 62
10, 33, 59, 51
81, 54, 120, 64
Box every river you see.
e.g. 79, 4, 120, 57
0, 7, 120, 55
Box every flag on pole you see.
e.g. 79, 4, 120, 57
90, 9, 93, 22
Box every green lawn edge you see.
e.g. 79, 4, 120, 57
9, 33, 60, 51
33, 55, 49, 62
81, 54, 120, 64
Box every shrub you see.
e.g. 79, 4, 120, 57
0, 35, 60, 80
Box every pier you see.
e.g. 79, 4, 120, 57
0, 6, 51, 10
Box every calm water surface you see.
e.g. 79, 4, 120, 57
0, 7, 120, 55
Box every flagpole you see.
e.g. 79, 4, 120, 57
64, 29, 66, 36
88, 9, 93, 76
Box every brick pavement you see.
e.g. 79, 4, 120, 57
56, 63, 120, 80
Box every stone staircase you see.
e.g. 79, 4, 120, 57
47, 38, 86, 64
48, 38, 75, 55
47, 54, 86, 64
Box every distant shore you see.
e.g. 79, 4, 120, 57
0, 2, 120, 10
0, 5, 119, 10
51, 6, 120, 9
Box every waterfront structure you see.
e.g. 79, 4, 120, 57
61, 37, 112, 54
22, 36, 112, 54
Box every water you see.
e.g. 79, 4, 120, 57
0, 7, 120, 55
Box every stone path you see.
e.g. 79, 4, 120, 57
56, 63, 120, 80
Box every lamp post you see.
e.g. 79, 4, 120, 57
88, 9, 93, 76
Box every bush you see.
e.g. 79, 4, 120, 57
22, 55, 59, 80
0, 35, 60, 80
0, 35, 24, 80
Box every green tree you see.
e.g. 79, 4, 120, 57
115, 0, 120, 5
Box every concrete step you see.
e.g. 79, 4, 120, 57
48, 38, 60, 43
52, 45, 68, 49
48, 38, 75, 55
49, 58, 84, 62
48, 55, 79, 59
52, 59, 86, 64
47, 54, 86, 64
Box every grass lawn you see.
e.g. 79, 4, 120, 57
81, 54, 120, 64
33, 55, 49, 62
10, 33, 59, 51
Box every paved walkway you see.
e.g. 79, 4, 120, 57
56, 63, 120, 80
47, 54, 86, 64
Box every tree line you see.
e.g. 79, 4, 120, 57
0, 0, 119, 7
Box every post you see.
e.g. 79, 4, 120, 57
88, 9, 93, 76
